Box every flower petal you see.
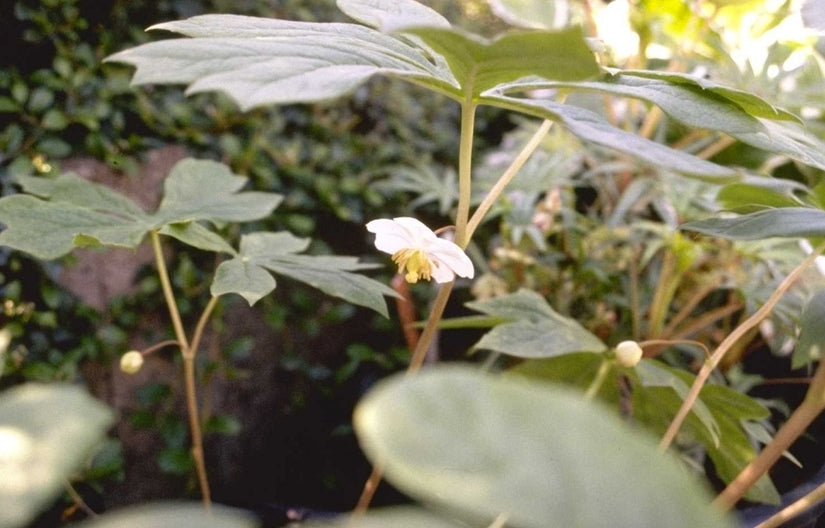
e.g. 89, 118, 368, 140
367, 218, 414, 255
391, 217, 439, 244
428, 238, 475, 279
429, 259, 457, 283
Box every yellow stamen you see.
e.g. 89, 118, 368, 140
391, 248, 432, 283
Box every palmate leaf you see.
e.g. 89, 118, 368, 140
466, 289, 606, 357
211, 232, 399, 316
0, 158, 281, 260
793, 288, 825, 369
354, 366, 736, 528
105, 0, 599, 109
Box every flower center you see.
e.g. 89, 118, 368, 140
391, 248, 433, 283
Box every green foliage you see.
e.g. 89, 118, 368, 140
354, 366, 736, 528
0, 157, 396, 315
0, 383, 113, 528
464, 288, 607, 357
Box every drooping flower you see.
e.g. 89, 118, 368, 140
366, 217, 474, 284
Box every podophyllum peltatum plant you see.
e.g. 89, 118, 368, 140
4, 0, 825, 527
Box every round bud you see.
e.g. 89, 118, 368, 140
119, 350, 144, 375
615, 340, 643, 368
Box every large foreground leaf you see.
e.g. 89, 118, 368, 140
466, 289, 607, 358
80, 503, 257, 528
354, 366, 735, 528
306, 506, 466, 528
0, 384, 114, 528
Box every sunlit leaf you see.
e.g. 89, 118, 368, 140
107, 14, 458, 109
337, 0, 450, 32
404, 26, 599, 97
355, 366, 736, 528
0, 384, 113, 528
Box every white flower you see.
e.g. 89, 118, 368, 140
366, 217, 474, 284
614, 340, 643, 368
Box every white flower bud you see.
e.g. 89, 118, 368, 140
615, 340, 643, 368
119, 350, 144, 374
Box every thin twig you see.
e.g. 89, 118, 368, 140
64, 481, 97, 519
659, 243, 825, 452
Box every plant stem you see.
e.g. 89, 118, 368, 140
353, 98, 480, 517
150, 230, 212, 509
585, 359, 612, 400
715, 350, 825, 510
658, 243, 825, 453
455, 99, 477, 248
753, 473, 825, 528
466, 119, 554, 241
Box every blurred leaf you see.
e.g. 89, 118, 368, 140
716, 183, 804, 213
336, 0, 450, 32
793, 289, 825, 369
79, 503, 257, 528
487, 0, 568, 28
355, 366, 736, 528
211, 232, 400, 316
683, 207, 825, 240
157, 447, 193, 474
466, 289, 607, 358
0, 383, 113, 528
305, 506, 464, 528
484, 94, 737, 179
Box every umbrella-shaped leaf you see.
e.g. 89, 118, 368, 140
107, 14, 457, 109
354, 366, 735, 528
403, 26, 600, 97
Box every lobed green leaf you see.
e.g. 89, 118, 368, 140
466, 289, 606, 357
793, 289, 825, 369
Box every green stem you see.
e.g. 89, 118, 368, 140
466, 119, 554, 242
585, 359, 612, 400
454, 100, 477, 248
150, 230, 212, 509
